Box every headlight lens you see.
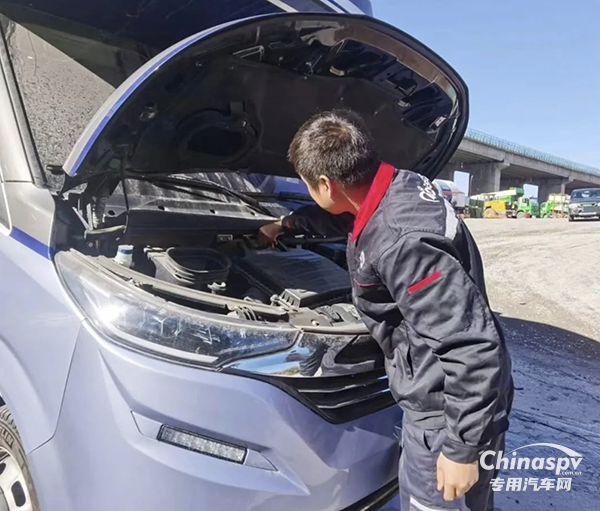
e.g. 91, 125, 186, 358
56, 251, 299, 366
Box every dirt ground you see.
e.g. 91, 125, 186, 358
466, 218, 600, 341
465, 218, 600, 510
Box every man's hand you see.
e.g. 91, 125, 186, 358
257, 220, 284, 247
436, 452, 479, 501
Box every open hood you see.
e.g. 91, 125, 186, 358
64, 13, 469, 182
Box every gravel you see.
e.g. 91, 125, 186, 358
466, 218, 600, 341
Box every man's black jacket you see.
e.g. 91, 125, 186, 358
282, 163, 514, 463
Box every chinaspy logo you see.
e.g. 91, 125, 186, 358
480, 443, 583, 492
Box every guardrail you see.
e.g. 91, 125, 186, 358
465, 128, 600, 177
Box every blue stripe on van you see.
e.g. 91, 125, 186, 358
10, 228, 52, 259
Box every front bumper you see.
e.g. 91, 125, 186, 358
571, 205, 600, 218
28, 323, 401, 511
572, 212, 600, 218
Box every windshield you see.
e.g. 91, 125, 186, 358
571, 189, 600, 200
1, 14, 143, 185
0, 1, 332, 186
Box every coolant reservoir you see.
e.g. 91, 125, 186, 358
114, 245, 134, 268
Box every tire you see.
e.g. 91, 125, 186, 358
483, 207, 496, 219
516, 211, 526, 219
568, 215, 574, 222
0, 406, 40, 511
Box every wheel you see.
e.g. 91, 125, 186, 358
0, 406, 40, 511
516, 211, 526, 219
568, 215, 574, 222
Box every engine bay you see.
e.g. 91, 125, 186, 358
50, 163, 373, 332
77, 208, 363, 331
141, 240, 360, 327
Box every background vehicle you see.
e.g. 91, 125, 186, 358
479, 188, 540, 218
568, 188, 600, 221
540, 193, 570, 218
0, 1, 468, 510
433, 179, 467, 214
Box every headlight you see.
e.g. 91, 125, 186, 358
56, 251, 299, 366
569, 203, 579, 210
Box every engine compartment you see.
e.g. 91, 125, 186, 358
74, 206, 363, 331
141, 242, 358, 327
56, 173, 364, 331
236, 248, 351, 309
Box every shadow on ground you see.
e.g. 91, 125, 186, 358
494, 316, 600, 510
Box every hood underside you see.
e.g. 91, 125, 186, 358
64, 13, 469, 182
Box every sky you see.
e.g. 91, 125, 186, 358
373, 0, 600, 195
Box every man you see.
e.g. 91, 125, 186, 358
259, 110, 513, 511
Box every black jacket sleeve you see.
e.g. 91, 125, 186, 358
281, 205, 353, 238
377, 231, 507, 463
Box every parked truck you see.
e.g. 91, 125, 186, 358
476, 188, 540, 219
433, 179, 467, 214
540, 193, 570, 218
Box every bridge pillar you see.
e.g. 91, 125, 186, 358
464, 162, 509, 195
537, 178, 569, 203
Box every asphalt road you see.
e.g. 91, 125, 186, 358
466, 219, 600, 510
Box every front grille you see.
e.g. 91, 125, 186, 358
271, 368, 395, 423
341, 479, 398, 511
583, 204, 597, 213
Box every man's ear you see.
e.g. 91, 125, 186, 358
318, 175, 336, 200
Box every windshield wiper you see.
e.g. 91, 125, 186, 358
126, 174, 276, 218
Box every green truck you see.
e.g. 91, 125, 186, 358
539, 193, 570, 218
474, 188, 540, 218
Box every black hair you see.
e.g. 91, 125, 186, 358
288, 109, 381, 187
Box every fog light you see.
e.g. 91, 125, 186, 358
158, 425, 247, 464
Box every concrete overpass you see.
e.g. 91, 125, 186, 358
438, 129, 600, 202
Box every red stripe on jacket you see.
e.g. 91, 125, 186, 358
407, 271, 442, 294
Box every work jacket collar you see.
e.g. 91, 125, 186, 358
351, 162, 395, 242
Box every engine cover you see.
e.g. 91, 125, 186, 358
238, 249, 351, 308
